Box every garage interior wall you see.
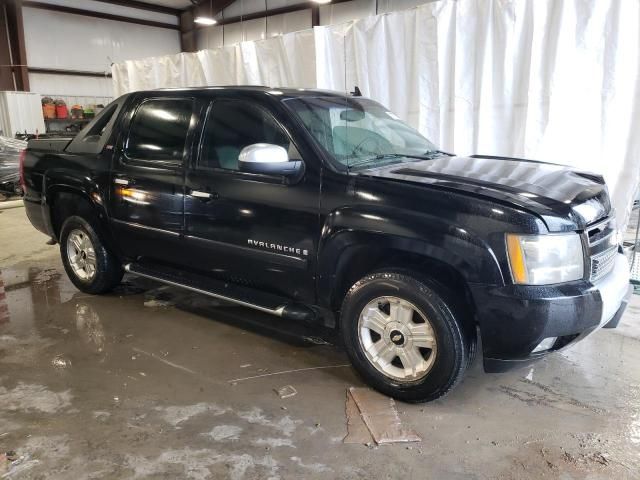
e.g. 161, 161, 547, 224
22, 0, 181, 101
112, 0, 640, 225
196, 0, 431, 49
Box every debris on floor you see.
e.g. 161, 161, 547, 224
344, 387, 421, 445
32, 268, 60, 285
0, 452, 9, 475
275, 385, 298, 399
0, 450, 38, 477
51, 354, 72, 369
143, 298, 174, 308
143, 288, 176, 308
344, 391, 374, 444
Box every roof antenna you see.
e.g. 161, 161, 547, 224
350, 86, 362, 97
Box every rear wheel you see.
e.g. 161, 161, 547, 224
60, 215, 123, 294
340, 271, 471, 403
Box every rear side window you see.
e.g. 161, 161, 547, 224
125, 98, 193, 163
65, 100, 123, 155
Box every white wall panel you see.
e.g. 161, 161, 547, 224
223, 0, 267, 18
319, 0, 376, 25
266, 9, 311, 37
222, 18, 266, 44
223, 22, 244, 45
378, 0, 436, 14
29, 73, 113, 98
29, 0, 178, 25
219, 0, 434, 27
23, 8, 180, 72
242, 18, 268, 41
196, 25, 224, 50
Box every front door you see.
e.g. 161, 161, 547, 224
183, 98, 319, 303
108, 96, 196, 264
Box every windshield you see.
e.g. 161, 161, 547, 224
283, 96, 439, 169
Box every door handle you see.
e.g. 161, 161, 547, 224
114, 178, 130, 186
191, 190, 219, 200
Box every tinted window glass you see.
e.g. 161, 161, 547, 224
284, 97, 437, 170
200, 101, 291, 171
126, 99, 193, 163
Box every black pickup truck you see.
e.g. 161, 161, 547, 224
21, 87, 631, 402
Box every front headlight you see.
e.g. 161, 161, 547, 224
506, 233, 584, 285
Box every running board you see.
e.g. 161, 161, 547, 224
124, 263, 316, 322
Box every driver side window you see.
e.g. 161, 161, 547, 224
199, 100, 292, 171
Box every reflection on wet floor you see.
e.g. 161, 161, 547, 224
75, 303, 106, 354
1, 262, 640, 479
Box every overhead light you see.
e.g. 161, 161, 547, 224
312, 0, 332, 3
194, 16, 217, 26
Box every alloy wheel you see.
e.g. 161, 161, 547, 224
358, 296, 437, 382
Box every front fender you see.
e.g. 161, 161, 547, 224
316, 206, 504, 308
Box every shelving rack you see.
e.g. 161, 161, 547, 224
40, 94, 113, 133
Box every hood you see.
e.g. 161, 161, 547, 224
359, 155, 610, 231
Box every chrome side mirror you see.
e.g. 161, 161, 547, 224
238, 143, 303, 177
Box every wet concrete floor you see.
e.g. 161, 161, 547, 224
1, 206, 639, 479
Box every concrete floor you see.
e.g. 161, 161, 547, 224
1, 205, 639, 480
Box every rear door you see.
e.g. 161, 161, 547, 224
183, 98, 320, 303
108, 96, 196, 263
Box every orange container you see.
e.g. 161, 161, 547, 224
42, 104, 56, 119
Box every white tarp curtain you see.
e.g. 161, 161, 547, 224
112, 0, 640, 226
112, 29, 316, 94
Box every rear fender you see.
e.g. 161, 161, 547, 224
43, 171, 116, 253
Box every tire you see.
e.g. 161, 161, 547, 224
340, 271, 471, 403
59, 215, 123, 294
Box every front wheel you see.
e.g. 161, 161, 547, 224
59, 215, 123, 294
340, 272, 472, 403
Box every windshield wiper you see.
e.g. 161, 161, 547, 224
426, 149, 453, 157
346, 154, 407, 170
347, 151, 445, 170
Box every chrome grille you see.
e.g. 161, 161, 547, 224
590, 246, 616, 282
586, 216, 617, 282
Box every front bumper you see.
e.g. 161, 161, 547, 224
472, 253, 631, 373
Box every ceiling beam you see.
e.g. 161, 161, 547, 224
28, 67, 112, 78
22, 1, 180, 30
90, 0, 182, 16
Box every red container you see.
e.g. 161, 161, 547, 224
55, 104, 68, 119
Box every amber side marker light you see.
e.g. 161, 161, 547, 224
506, 234, 528, 284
